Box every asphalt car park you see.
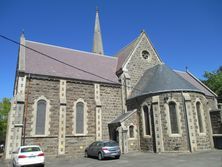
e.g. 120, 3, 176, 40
1, 150, 222, 167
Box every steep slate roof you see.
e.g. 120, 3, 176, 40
25, 40, 119, 84
175, 70, 217, 97
115, 35, 140, 73
109, 109, 137, 124
130, 64, 203, 99
23, 39, 216, 99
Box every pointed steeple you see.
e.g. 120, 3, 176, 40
92, 7, 104, 55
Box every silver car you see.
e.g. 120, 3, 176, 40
85, 140, 121, 160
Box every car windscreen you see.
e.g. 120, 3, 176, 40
21, 147, 41, 153
103, 141, 118, 147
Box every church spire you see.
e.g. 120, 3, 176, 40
92, 7, 104, 55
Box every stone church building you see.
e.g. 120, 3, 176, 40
5, 10, 220, 159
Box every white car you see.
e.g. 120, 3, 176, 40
12, 145, 45, 167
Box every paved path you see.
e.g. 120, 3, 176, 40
1, 150, 222, 167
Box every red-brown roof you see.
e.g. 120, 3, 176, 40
23, 39, 216, 99
25, 40, 119, 84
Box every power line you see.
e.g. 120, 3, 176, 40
0, 34, 142, 93
0, 35, 119, 84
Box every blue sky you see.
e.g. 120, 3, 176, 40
0, 0, 222, 100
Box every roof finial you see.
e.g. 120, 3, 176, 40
20, 29, 25, 41
141, 29, 145, 33
21, 29, 25, 38
185, 66, 188, 72
92, 7, 104, 55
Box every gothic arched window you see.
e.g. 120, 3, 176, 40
75, 102, 84, 134
169, 102, 179, 134
143, 105, 151, 136
129, 125, 134, 138
196, 102, 204, 133
36, 100, 46, 135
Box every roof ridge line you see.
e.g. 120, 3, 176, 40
186, 71, 218, 97
120, 33, 145, 70
173, 69, 186, 73
120, 109, 137, 122
114, 34, 141, 57
26, 40, 117, 60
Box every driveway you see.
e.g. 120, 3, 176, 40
1, 150, 222, 167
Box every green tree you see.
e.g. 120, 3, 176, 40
0, 98, 11, 143
203, 66, 222, 101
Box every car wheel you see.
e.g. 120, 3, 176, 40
115, 155, 120, 159
85, 151, 88, 158
12, 161, 17, 167
98, 152, 103, 160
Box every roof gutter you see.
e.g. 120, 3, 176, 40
22, 72, 121, 87
127, 89, 205, 103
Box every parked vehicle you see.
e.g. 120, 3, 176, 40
85, 140, 121, 160
12, 145, 45, 167
0, 144, 4, 153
